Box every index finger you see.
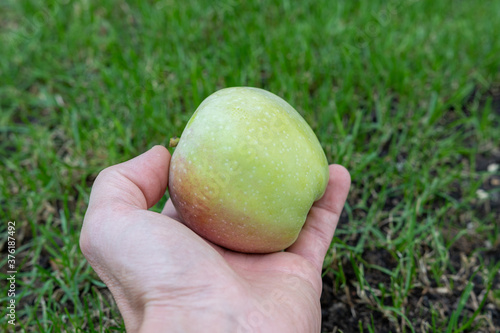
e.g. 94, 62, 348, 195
286, 164, 351, 273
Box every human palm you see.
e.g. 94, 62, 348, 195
80, 146, 350, 332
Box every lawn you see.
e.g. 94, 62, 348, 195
1, 0, 500, 332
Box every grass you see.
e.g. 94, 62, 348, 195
1, 0, 499, 331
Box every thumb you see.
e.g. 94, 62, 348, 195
88, 145, 171, 211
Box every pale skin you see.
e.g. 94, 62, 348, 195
80, 145, 351, 332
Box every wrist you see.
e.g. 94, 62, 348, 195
138, 303, 241, 333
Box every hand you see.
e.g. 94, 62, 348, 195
80, 145, 350, 332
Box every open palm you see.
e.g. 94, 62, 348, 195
80, 146, 350, 332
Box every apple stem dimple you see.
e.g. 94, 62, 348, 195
169, 137, 180, 147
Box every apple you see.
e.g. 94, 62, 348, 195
168, 87, 329, 253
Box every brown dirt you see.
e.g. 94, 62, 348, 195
320, 86, 500, 333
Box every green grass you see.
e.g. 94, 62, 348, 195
1, 0, 500, 331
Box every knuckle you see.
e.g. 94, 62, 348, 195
79, 227, 94, 260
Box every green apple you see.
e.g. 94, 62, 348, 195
168, 87, 329, 253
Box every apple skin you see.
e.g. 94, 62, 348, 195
168, 87, 329, 253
